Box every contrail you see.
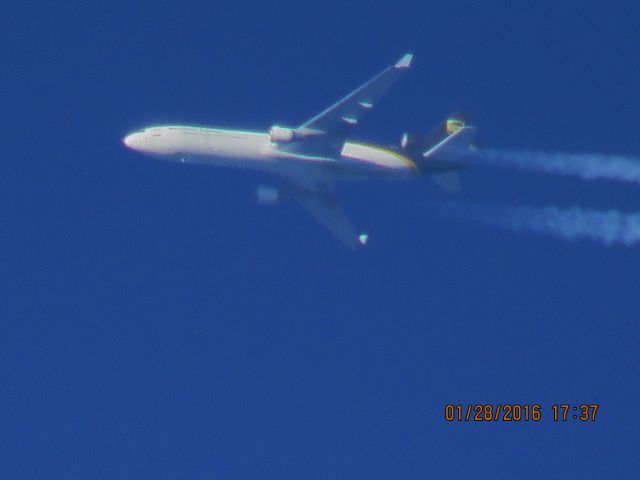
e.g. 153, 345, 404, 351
434, 203, 640, 246
451, 148, 640, 185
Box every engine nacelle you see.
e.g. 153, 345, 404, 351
269, 125, 296, 143
269, 125, 324, 144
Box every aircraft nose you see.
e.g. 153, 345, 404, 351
122, 132, 137, 149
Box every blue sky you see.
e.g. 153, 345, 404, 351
3, 1, 640, 478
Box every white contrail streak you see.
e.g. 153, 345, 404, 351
435, 203, 640, 246
455, 148, 640, 184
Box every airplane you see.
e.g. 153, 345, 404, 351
122, 53, 476, 247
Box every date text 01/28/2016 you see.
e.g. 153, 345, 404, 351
444, 404, 599, 422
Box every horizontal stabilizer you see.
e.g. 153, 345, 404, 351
423, 126, 477, 161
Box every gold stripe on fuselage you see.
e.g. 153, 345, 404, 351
349, 143, 418, 172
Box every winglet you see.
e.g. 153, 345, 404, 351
395, 53, 413, 69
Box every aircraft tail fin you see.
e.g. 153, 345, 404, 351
400, 112, 474, 152
398, 113, 476, 192
400, 112, 476, 176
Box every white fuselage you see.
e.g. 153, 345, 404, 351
123, 126, 418, 185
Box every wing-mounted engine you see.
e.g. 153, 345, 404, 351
269, 125, 323, 144
269, 126, 297, 143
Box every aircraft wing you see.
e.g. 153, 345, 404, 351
293, 185, 365, 247
292, 53, 413, 155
